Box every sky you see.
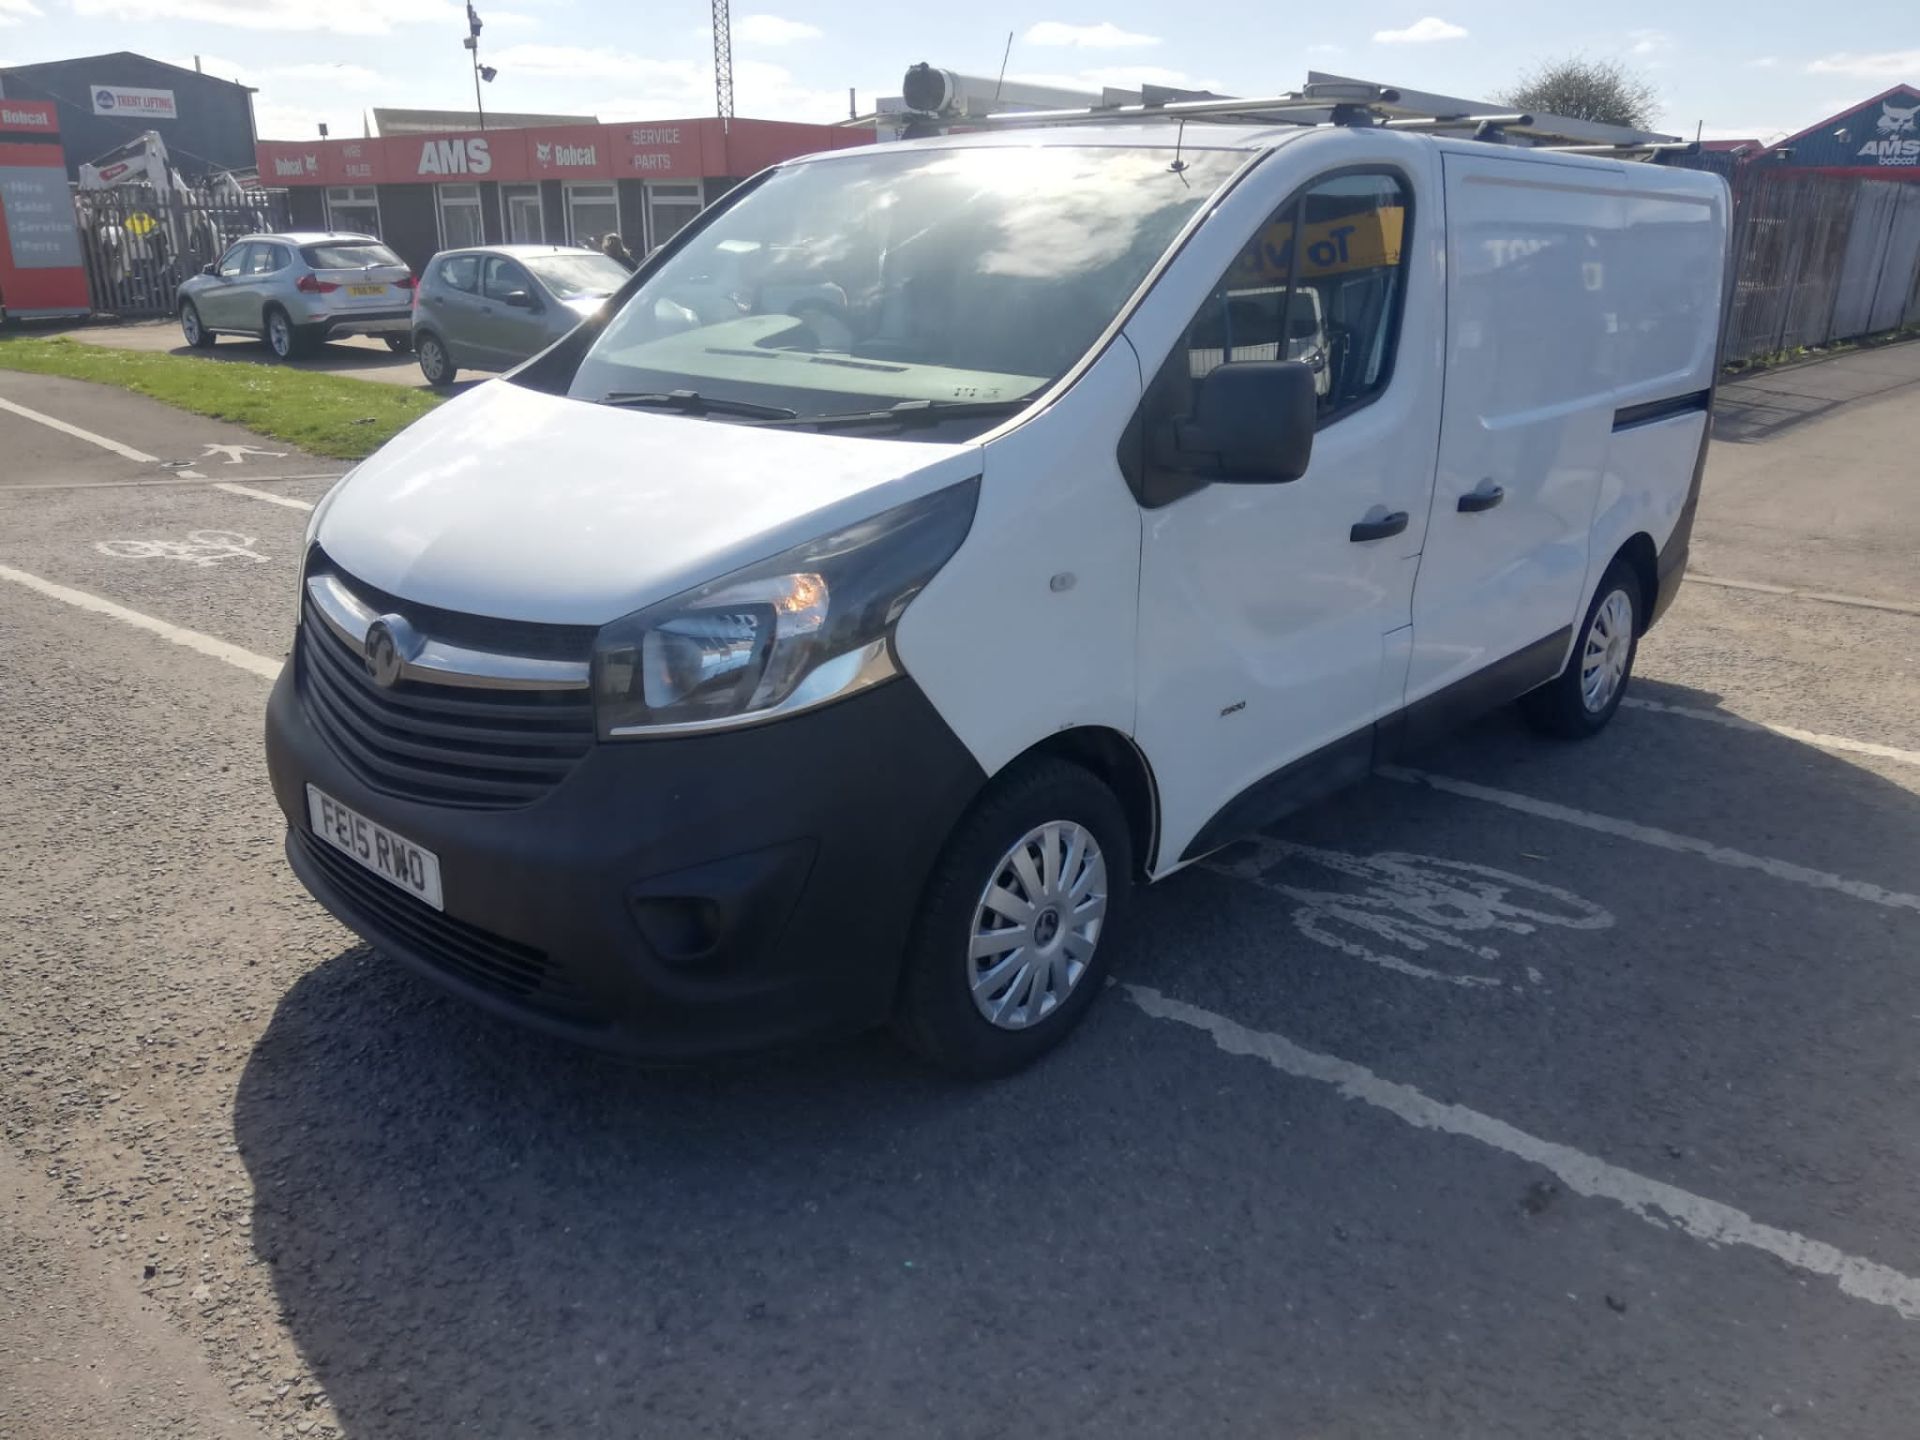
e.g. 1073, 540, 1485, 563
2, 0, 1916, 144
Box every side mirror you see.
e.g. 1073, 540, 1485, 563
201, 262, 218, 276
1156, 360, 1318, 483
501, 289, 536, 310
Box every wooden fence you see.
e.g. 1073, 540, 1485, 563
1716, 168, 1920, 365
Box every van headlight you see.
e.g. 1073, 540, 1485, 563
591, 479, 978, 737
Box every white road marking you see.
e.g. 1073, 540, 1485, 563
1125, 982, 1920, 1322
1381, 767, 1920, 915
0, 565, 282, 679
1687, 573, 1920, 618
94, 530, 269, 567
1207, 839, 1612, 989
202, 442, 288, 466
0, 472, 343, 493
0, 394, 159, 464
1623, 696, 1920, 768
213, 482, 315, 512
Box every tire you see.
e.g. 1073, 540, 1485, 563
1521, 558, 1641, 739
415, 332, 455, 387
264, 307, 313, 360
894, 757, 1134, 1078
383, 334, 414, 354
180, 300, 216, 349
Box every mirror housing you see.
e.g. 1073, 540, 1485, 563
501, 289, 536, 310
1156, 360, 1318, 484
201, 262, 218, 276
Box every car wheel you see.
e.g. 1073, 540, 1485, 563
894, 757, 1133, 1077
1521, 558, 1641, 739
415, 332, 455, 387
180, 300, 216, 349
264, 307, 302, 360
383, 334, 414, 354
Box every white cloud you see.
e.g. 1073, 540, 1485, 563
1746, 56, 1778, 69
1806, 50, 1920, 78
1024, 20, 1160, 49
0, 0, 43, 24
72, 0, 458, 33
733, 13, 821, 44
1628, 29, 1671, 57
1373, 16, 1467, 43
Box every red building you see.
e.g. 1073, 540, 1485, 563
256, 116, 866, 275
0, 97, 91, 319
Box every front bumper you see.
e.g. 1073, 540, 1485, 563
266, 660, 985, 1058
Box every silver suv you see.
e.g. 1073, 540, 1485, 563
411, 245, 631, 386
177, 232, 416, 360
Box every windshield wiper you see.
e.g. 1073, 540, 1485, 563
598, 389, 798, 420
754, 397, 1038, 431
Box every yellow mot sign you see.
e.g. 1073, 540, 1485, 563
1226, 207, 1405, 287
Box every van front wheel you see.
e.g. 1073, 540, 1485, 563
1521, 558, 1640, 739
895, 757, 1133, 1078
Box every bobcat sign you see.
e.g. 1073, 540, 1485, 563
1778, 84, 1920, 175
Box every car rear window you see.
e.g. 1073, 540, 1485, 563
301, 242, 404, 269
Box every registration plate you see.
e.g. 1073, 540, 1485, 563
305, 784, 444, 910
346, 283, 385, 297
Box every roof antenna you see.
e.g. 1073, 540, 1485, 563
1170, 116, 1189, 175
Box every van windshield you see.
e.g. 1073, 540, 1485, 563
564, 143, 1242, 428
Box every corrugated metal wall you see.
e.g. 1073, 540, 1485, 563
1690, 159, 1920, 364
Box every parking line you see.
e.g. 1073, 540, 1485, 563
0, 564, 283, 680
1686, 573, 1920, 619
0, 395, 160, 464
1126, 982, 1920, 1322
1381, 767, 1920, 915
1623, 696, 1920, 768
213, 482, 315, 512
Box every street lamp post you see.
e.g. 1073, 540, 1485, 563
465, 2, 488, 130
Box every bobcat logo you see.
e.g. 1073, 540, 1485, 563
1878, 100, 1919, 135
303, 154, 318, 175
535, 141, 552, 165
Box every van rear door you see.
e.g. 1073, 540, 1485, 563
1406, 151, 1627, 719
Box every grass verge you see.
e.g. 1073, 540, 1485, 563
0, 335, 442, 459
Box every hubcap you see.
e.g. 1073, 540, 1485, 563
270, 317, 289, 354
1581, 588, 1634, 713
423, 341, 444, 379
183, 308, 198, 342
968, 821, 1107, 1030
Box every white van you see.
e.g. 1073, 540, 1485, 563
267, 110, 1728, 1075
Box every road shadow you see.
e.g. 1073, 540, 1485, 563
233, 674, 1920, 1438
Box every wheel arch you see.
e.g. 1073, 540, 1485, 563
1610, 532, 1659, 634
1005, 726, 1160, 881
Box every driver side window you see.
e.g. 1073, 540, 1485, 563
1128, 170, 1412, 507
483, 257, 531, 302
217, 243, 250, 278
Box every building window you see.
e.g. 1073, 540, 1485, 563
564, 182, 620, 250
503, 184, 543, 244
324, 186, 381, 237
437, 183, 486, 250
645, 181, 704, 252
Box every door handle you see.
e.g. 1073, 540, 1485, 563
1349, 510, 1409, 543
1458, 484, 1505, 514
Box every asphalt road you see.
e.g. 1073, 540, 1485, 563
2, 348, 1917, 1440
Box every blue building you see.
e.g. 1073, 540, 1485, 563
1776, 84, 1920, 179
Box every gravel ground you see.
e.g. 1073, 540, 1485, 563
1, 344, 1917, 1439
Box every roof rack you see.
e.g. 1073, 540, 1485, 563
975, 71, 1680, 154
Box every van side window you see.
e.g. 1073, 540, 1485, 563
1126, 170, 1411, 507
1186, 171, 1409, 424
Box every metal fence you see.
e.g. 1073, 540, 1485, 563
1704, 165, 1920, 365
70, 187, 290, 319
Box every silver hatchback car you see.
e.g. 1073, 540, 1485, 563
177, 232, 416, 360
410, 245, 632, 386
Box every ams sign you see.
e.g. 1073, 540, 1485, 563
417, 137, 492, 176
